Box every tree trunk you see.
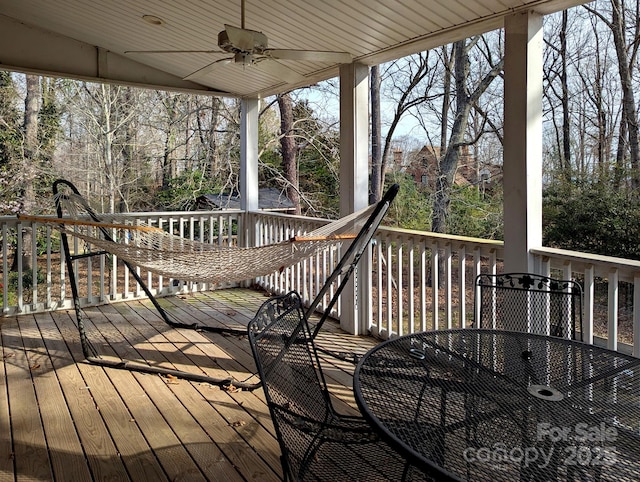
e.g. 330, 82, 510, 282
440, 45, 453, 160
278, 93, 301, 214
615, 110, 628, 188
162, 94, 179, 188
560, 10, 572, 179
13, 74, 40, 272
432, 41, 468, 234
431, 39, 503, 233
99, 85, 117, 213
120, 87, 135, 212
610, 0, 640, 189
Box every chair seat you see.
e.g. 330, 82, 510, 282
248, 291, 438, 481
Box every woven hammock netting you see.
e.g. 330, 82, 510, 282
52, 193, 377, 285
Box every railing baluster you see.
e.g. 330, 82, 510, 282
376, 235, 383, 333
16, 222, 23, 312
584, 264, 595, 344
386, 237, 393, 335
46, 225, 52, 309
420, 240, 426, 332
87, 226, 93, 304
2, 223, 8, 314
431, 241, 439, 331
634, 274, 640, 358
473, 247, 482, 328
458, 245, 466, 329
444, 243, 452, 330
408, 237, 415, 334
31, 222, 38, 311
396, 235, 403, 336
609, 268, 619, 351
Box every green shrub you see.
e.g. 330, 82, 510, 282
543, 179, 640, 260
8, 268, 46, 290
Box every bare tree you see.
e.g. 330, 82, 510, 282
13, 74, 41, 271
586, 0, 640, 189
278, 93, 301, 214
379, 53, 438, 194
544, 10, 577, 180
62, 83, 141, 212
431, 38, 504, 233
0, 73, 21, 214
157, 91, 184, 188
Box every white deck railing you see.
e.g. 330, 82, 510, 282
366, 227, 503, 337
0, 211, 242, 315
531, 246, 640, 356
1, 212, 638, 356
246, 210, 354, 320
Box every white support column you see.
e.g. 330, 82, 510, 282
240, 98, 259, 248
339, 62, 370, 335
503, 12, 543, 273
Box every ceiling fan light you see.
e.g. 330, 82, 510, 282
142, 15, 165, 26
234, 52, 253, 65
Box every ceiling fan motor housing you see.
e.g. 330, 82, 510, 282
218, 28, 268, 53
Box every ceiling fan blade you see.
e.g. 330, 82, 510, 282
183, 58, 233, 80
125, 49, 223, 54
264, 49, 352, 63
252, 58, 305, 84
223, 24, 258, 52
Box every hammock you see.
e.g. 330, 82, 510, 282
26, 179, 398, 390
26, 197, 376, 285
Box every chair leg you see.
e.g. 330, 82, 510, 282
280, 455, 291, 482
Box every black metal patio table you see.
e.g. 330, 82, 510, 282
353, 329, 640, 481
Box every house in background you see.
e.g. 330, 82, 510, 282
400, 145, 503, 192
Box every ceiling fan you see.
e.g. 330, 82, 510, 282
125, 0, 352, 84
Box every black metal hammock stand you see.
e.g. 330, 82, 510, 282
48, 179, 399, 390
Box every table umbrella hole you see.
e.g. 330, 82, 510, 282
527, 384, 564, 401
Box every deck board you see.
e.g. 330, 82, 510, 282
0, 287, 378, 481
0, 327, 14, 481
44, 310, 131, 481
22, 313, 95, 482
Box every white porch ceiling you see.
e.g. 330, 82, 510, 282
0, 0, 590, 98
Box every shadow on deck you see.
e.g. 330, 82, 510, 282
0, 288, 379, 481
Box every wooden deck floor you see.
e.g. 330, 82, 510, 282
0, 288, 379, 482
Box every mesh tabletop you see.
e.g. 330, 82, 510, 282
353, 329, 640, 482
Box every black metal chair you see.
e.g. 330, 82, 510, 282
474, 272, 583, 341
247, 291, 434, 481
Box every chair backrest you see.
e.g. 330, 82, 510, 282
247, 291, 334, 478
475, 272, 583, 341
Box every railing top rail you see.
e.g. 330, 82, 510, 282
247, 210, 333, 225
75, 209, 243, 218
251, 212, 505, 247
377, 225, 504, 246
531, 246, 640, 275
0, 210, 243, 223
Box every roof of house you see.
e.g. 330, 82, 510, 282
195, 188, 295, 211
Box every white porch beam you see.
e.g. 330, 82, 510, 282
503, 12, 544, 273
339, 62, 370, 335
